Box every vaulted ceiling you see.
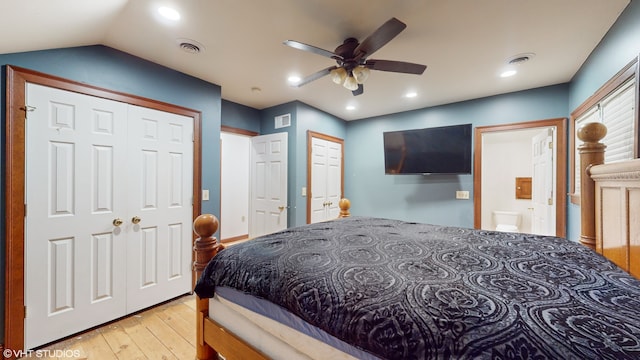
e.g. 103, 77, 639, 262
1, 0, 630, 120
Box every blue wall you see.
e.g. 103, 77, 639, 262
221, 99, 261, 133
566, 0, 640, 242
345, 84, 569, 227
260, 101, 347, 227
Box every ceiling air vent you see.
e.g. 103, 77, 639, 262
275, 114, 291, 129
507, 53, 535, 65
176, 38, 205, 54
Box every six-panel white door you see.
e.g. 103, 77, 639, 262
125, 105, 193, 313
24, 84, 193, 348
310, 137, 342, 223
250, 133, 288, 238
531, 127, 556, 236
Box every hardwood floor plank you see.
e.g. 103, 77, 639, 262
119, 315, 178, 360
155, 303, 196, 346
78, 332, 117, 360
139, 311, 195, 359
36, 295, 195, 360
100, 323, 147, 360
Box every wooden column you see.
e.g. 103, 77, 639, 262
193, 214, 222, 360
577, 122, 607, 250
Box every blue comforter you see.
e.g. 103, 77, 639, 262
195, 217, 640, 359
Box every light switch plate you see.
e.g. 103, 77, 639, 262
202, 189, 209, 201
456, 190, 470, 199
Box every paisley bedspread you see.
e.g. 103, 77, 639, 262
194, 217, 640, 359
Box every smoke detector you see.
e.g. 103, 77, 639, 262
177, 38, 205, 54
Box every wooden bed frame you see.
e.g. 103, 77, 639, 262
192, 124, 640, 359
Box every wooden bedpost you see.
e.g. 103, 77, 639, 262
193, 214, 222, 360
338, 198, 351, 218
577, 122, 607, 250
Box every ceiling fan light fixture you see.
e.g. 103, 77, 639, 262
352, 66, 370, 84
330, 67, 347, 84
343, 75, 359, 91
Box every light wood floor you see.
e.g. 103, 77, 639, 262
32, 294, 197, 360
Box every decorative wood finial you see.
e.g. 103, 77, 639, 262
338, 198, 351, 218
577, 122, 607, 144
192, 214, 222, 276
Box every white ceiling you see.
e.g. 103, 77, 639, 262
0, 0, 630, 121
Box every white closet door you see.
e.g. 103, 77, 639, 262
325, 140, 342, 219
24, 84, 194, 349
24, 83, 129, 349
310, 137, 330, 223
310, 137, 342, 223
125, 105, 193, 313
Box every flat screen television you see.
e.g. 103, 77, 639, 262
383, 123, 472, 174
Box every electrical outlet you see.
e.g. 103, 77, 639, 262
302, 187, 307, 196
456, 191, 469, 199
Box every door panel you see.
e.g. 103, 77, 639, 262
310, 136, 343, 223
531, 128, 556, 236
250, 133, 288, 238
25, 83, 128, 349
126, 105, 193, 313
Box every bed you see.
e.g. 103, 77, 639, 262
192, 123, 640, 359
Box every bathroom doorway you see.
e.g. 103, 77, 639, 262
474, 118, 567, 237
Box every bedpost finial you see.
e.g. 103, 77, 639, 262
193, 214, 219, 238
577, 122, 607, 143
338, 198, 351, 218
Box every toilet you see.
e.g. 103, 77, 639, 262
493, 210, 520, 232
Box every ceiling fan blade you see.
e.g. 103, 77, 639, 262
354, 18, 406, 59
365, 59, 427, 74
352, 84, 364, 96
283, 40, 342, 60
295, 66, 337, 87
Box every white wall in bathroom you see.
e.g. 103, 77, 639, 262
481, 129, 541, 232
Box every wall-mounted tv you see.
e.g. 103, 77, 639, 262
383, 123, 472, 174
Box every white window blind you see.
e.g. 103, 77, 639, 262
601, 79, 636, 163
574, 78, 636, 196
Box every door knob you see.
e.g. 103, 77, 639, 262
113, 218, 124, 227
278, 206, 285, 211
131, 216, 142, 224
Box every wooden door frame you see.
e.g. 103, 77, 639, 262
4, 66, 202, 351
473, 118, 567, 237
306, 131, 344, 224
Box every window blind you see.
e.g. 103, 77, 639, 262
574, 77, 636, 196
601, 79, 636, 163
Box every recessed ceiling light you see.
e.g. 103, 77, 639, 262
405, 91, 418, 98
287, 75, 301, 84
346, 105, 356, 111
500, 70, 517, 78
158, 6, 180, 21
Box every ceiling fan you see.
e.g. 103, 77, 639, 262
284, 17, 427, 96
